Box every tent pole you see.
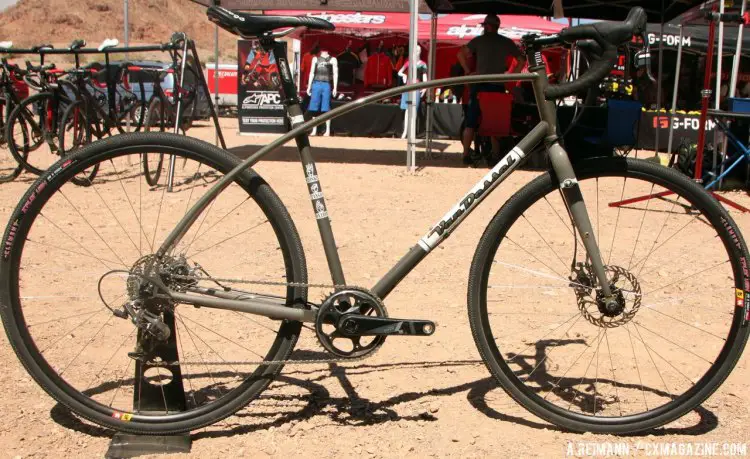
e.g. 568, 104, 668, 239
425, 12, 437, 158
713, 0, 725, 179
720, 0, 746, 189
729, 0, 746, 94
407, 0, 419, 171
666, 25, 684, 156
695, 10, 717, 182
653, 3, 665, 158
124, 0, 129, 58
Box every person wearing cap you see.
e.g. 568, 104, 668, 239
457, 13, 524, 164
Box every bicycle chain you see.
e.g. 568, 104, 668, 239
150, 273, 384, 367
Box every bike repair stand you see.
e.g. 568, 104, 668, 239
165, 37, 227, 192
610, 4, 750, 213
105, 311, 192, 458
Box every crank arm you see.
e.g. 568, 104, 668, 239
337, 315, 436, 337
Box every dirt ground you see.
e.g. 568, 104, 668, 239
0, 119, 749, 458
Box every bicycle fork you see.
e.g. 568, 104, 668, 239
527, 59, 615, 301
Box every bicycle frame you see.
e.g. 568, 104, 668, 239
154, 38, 614, 322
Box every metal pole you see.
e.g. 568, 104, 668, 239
654, 5, 665, 157
730, 0, 746, 94
215, 24, 220, 147
720, 0, 746, 189
167, 36, 190, 192
666, 25, 684, 156
713, 0, 725, 178
124, 0, 129, 50
406, 0, 419, 171
425, 13, 437, 159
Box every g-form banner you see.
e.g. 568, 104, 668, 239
238, 40, 287, 134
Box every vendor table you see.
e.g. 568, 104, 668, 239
303, 96, 708, 154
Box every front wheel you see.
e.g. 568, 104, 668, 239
469, 157, 750, 433
0, 132, 308, 434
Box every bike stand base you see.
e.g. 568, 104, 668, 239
105, 311, 192, 458
105, 433, 191, 458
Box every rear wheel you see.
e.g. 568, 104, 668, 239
0, 132, 308, 434
6, 92, 65, 175
469, 157, 750, 433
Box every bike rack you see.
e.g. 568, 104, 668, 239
0, 38, 228, 193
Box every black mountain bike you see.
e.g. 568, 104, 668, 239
2, 7, 749, 436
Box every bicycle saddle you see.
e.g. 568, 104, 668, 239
206, 6, 334, 37
69, 39, 86, 50
98, 38, 119, 51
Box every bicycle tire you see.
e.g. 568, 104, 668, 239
0, 132, 308, 434
5, 92, 63, 176
0, 93, 26, 183
468, 157, 750, 433
58, 100, 99, 186
142, 97, 165, 186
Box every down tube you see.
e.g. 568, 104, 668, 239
371, 121, 549, 300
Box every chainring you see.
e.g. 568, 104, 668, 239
315, 288, 388, 358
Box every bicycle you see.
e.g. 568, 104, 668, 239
0, 56, 30, 182
1, 6, 749, 436
57, 59, 147, 185
5, 40, 144, 180
140, 34, 200, 186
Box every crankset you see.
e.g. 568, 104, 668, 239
336, 315, 436, 337
315, 288, 436, 358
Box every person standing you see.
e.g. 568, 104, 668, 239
457, 14, 524, 164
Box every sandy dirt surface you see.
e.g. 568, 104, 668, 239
0, 119, 749, 458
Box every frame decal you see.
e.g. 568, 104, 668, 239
420, 146, 526, 251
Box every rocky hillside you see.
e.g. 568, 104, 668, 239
0, 0, 241, 63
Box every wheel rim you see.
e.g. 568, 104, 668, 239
478, 161, 746, 425
5, 143, 304, 424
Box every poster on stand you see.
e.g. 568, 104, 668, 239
238, 40, 287, 134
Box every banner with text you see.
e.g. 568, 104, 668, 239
238, 40, 287, 134
638, 112, 716, 152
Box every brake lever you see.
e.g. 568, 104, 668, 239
634, 31, 655, 83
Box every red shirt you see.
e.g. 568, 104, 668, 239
364, 52, 393, 87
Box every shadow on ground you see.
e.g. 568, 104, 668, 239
50, 349, 719, 442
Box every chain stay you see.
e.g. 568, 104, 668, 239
150, 273, 382, 366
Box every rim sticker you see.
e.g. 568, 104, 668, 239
112, 412, 133, 421
736, 288, 744, 308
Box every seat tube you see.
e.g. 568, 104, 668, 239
265, 39, 347, 287
528, 55, 613, 296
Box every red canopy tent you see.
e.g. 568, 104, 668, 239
267, 10, 564, 83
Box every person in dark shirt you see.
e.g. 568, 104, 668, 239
457, 14, 524, 164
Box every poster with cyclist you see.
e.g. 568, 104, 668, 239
238, 40, 286, 134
